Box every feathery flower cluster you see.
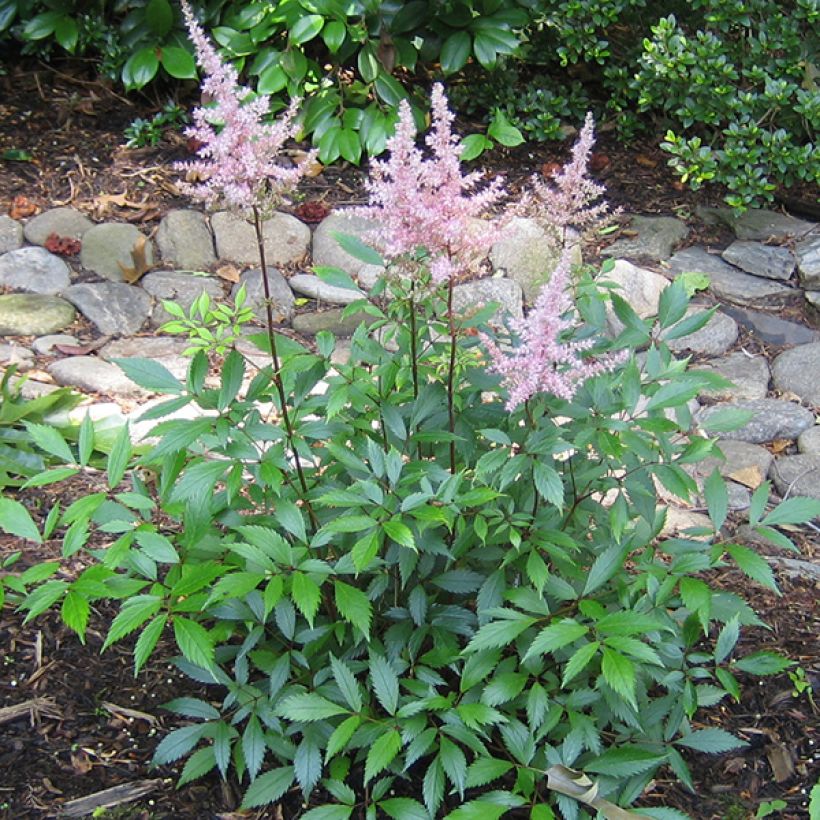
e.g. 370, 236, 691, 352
176, 0, 314, 213
519, 112, 612, 238
353, 84, 505, 283
482, 249, 625, 410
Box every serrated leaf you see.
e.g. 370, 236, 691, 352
241, 765, 295, 808
152, 723, 207, 765
675, 727, 748, 753
300, 806, 354, 820
524, 620, 588, 662
704, 469, 728, 532
111, 357, 183, 393
533, 462, 563, 508
561, 641, 600, 687
106, 424, 132, 488
243, 715, 266, 781
277, 693, 348, 722
134, 613, 166, 675
330, 655, 363, 712
25, 422, 74, 462
383, 518, 415, 549
444, 802, 508, 820
439, 736, 467, 796
733, 651, 793, 676
600, 647, 637, 709
423, 756, 445, 817
165, 697, 220, 720
332, 231, 383, 266
714, 616, 740, 664
379, 797, 430, 820
364, 728, 402, 782
173, 617, 215, 671
102, 595, 162, 650
465, 757, 513, 789
334, 579, 372, 638
726, 544, 778, 592
326, 715, 360, 762
0, 497, 42, 543
763, 496, 820, 526
292, 571, 321, 627
586, 745, 668, 778
465, 616, 536, 654
370, 653, 399, 715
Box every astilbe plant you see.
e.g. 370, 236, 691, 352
6, 69, 820, 820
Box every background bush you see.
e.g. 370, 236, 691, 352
1, 0, 817, 207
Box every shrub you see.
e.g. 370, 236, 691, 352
4, 86, 819, 818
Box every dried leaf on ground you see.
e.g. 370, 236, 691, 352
118, 235, 152, 284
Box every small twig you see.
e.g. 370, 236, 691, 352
0, 697, 61, 726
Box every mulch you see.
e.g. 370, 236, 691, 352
1, 61, 819, 819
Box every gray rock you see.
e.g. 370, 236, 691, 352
62, 283, 151, 336
695, 439, 774, 481
0, 246, 71, 294
489, 217, 581, 303
357, 264, 385, 291
602, 215, 688, 262
598, 259, 668, 335
141, 270, 225, 327
795, 234, 820, 289
80, 223, 155, 282
697, 398, 815, 444
32, 334, 79, 355
452, 278, 524, 328
721, 240, 795, 281
0, 370, 61, 399
23, 207, 93, 246
731, 209, 815, 241
667, 246, 793, 307
100, 336, 191, 379
0, 294, 76, 336
312, 212, 381, 276
289, 273, 365, 305
0, 216, 23, 253
771, 343, 820, 405
0, 343, 35, 371
797, 426, 820, 455
156, 209, 216, 270
292, 308, 373, 336
48, 356, 145, 397
766, 557, 820, 582
695, 352, 770, 402
231, 268, 295, 324
211, 210, 310, 267
666, 308, 738, 356
720, 304, 819, 346
807, 290, 820, 316
770, 454, 820, 500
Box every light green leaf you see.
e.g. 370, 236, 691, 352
292, 572, 321, 627
600, 647, 637, 709
331, 232, 383, 266
0, 497, 42, 543
675, 728, 748, 753
25, 422, 73, 462
241, 766, 295, 808
330, 654, 363, 712
277, 693, 348, 722
561, 641, 600, 687
110, 357, 183, 394
370, 653, 399, 715
732, 651, 793, 676
726, 543, 778, 592
524, 620, 588, 662
364, 728, 402, 783
465, 615, 536, 654
173, 617, 215, 671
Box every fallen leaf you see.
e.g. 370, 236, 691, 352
70, 750, 94, 775
44, 233, 82, 257
118, 235, 152, 284
215, 263, 240, 283
723, 757, 746, 774
769, 439, 792, 454
541, 161, 562, 179
295, 200, 330, 223
635, 154, 658, 168
727, 465, 764, 489
9, 195, 39, 219
91, 191, 149, 220
291, 150, 324, 178
589, 152, 611, 173
766, 742, 795, 782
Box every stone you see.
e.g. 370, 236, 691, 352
766, 557, 820, 583
48, 356, 145, 397
231, 268, 295, 324
695, 352, 770, 402
292, 308, 373, 336
795, 234, 820, 289
489, 217, 581, 303
23, 206, 93, 246
79, 223, 155, 282
720, 304, 819, 346
32, 334, 79, 355
807, 291, 820, 316
156, 209, 216, 270
312, 212, 380, 276
127, 397, 216, 443
667, 246, 793, 307
697, 399, 814, 444
44, 402, 126, 430
694, 439, 774, 483
100, 336, 191, 380
598, 259, 668, 335
211, 210, 310, 266
452, 278, 524, 327
797, 426, 820, 455
666, 308, 738, 356
289, 273, 366, 305
0, 294, 76, 336
0, 343, 35, 371
721, 240, 795, 281
731, 208, 814, 242
770, 454, 820, 500
602, 215, 688, 261
0, 216, 23, 253
357, 264, 385, 291
0, 370, 60, 399
141, 270, 225, 327
0, 246, 71, 294
771, 343, 820, 405
62, 283, 151, 336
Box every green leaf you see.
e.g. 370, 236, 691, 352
152, 723, 207, 765
380, 797, 430, 820
364, 728, 402, 782
314, 265, 361, 292
23, 10, 60, 39
586, 746, 668, 778
0, 497, 42, 543
532, 462, 563, 508
243, 715, 266, 781
218, 349, 245, 410
423, 756, 445, 817
600, 647, 637, 709
808, 780, 819, 820
383, 518, 415, 550
460, 134, 492, 162
332, 232, 383, 266
258, 64, 288, 94
330, 655, 363, 712
301, 807, 354, 820
111, 357, 183, 393
61, 590, 90, 640
444, 802, 508, 820
106, 425, 132, 489
583, 543, 627, 595
241, 766, 295, 808
322, 20, 346, 52
675, 727, 748, 753
370, 654, 399, 715
133, 612, 165, 675
465, 757, 514, 789
704, 469, 728, 532
561, 641, 600, 687
698, 407, 755, 433
726, 544, 778, 592
290, 14, 324, 45
173, 617, 215, 671
488, 110, 525, 147
292, 571, 321, 627
439, 736, 467, 796
714, 616, 740, 664
135, 531, 178, 564
160, 46, 196, 79
178, 745, 217, 786
763, 496, 820, 526
122, 47, 160, 90
277, 693, 348, 722
524, 620, 588, 662
25, 422, 73, 462
326, 715, 360, 762
145, 0, 172, 36
733, 651, 793, 676
465, 615, 536, 654
440, 31, 471, 74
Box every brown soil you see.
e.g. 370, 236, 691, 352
1, 62, 819, 820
